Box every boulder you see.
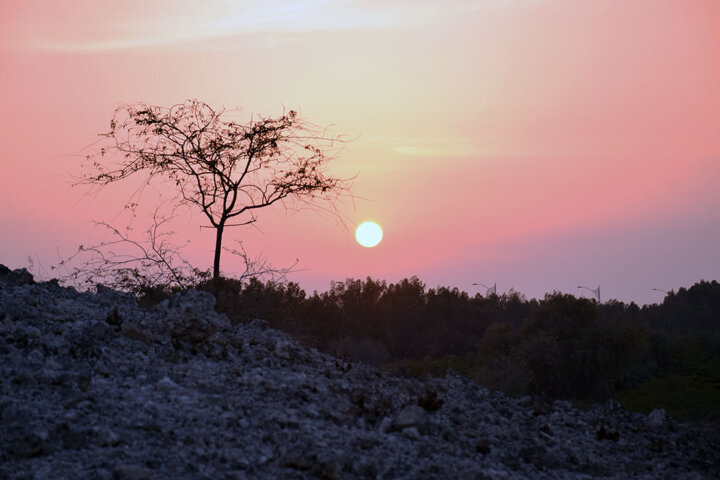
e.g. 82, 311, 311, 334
165, 289, 230, 343
393, 404, 430, 433
647, 408, 674, 430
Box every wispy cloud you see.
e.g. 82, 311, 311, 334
4, 0, 540, 52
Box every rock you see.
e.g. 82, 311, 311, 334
96, 284, 134, 304
165, 289, 230, 343
56, 423, 89, 450
459, 467, 493, 480
539, 423, 553, 437
350, 457, 377, 477
94, 355, 113, 377
96, 426, 121, 446
274, 338, 295, 360
417, 388, 444, 412
105, 306, 124, 329
157, 376, 179, 391
316, 450, 345, 478
9, 428, 48, 457
112, 464, 153, 480
393, 404, 430, 433
378, 416, 394, 433
531, 394, 553, 416
167, 289, 226, 327
647, 408, 674, 430
154, 299, 170, 312
553, 400, 573, 411
91, 320, 115, 340
596, 424, 620, 442
26, 326, 42, 340
9, 268, 35, 285
518, 445, 546, 466
28, 348, 44, 364
281, 446, 314, 471
402, 426, 421, 439
121, 323, 151, 344
250, 318, 269, 330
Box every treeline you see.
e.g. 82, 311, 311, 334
195, 277, 720, 421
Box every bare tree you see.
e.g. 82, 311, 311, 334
79, 99, 350, 283
55, 209, 206, 293
54, 207, 297, 294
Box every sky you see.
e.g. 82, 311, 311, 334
1, 0, 719, 305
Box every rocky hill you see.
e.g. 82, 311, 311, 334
1, 265, 718, 479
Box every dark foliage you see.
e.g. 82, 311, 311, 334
203, 276, 720, 421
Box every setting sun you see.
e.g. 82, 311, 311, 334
355, 221, 383, 248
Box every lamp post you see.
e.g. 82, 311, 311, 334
473, 282, 497, 296
577, 285, 601, 302
652, 288, 669, 303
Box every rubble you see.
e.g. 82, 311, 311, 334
1, 265, 718, 479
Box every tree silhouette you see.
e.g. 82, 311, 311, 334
80, 99, 350, 282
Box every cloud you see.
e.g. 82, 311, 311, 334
393, 143, 480, 158
5, 0, 541, 52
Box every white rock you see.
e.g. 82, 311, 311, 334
157, 376, 179, 391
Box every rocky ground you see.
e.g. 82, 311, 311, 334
1, 265, 718, 479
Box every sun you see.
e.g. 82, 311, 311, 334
355, 221, 383, 248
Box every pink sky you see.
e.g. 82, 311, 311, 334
1, 0, 719, 304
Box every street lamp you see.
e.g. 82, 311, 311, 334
473, 282, 497, 296
577, 285, 601, 302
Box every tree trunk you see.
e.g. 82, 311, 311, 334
213, 224, 224, 281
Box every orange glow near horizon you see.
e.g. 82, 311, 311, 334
1, 0, 719, 304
